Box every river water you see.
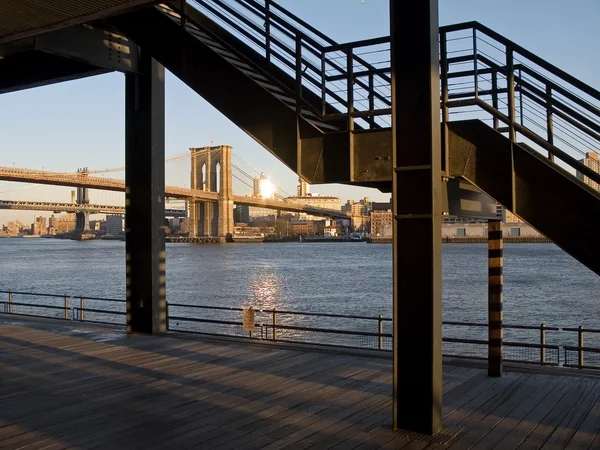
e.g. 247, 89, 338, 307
1, 239, 599, 356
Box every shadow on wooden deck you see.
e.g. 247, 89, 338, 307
1, 315, 600, 449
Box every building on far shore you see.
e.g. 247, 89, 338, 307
105, 214, 124, 236
576, 151, 600, 192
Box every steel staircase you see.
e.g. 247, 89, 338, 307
110, 1, 600, 274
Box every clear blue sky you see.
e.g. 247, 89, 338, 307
0, 0, 598, 225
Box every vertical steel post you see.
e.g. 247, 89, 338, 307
540, 323, 546, 364
578, 326, 584, 368
272, 309, 277, 341
80, 296, 84, 321
125, 54, 167, 335
492, 70, 499, 130
8, 291, 12, 314
546, 85, 554, 161
378, 315, 383, 350
440, 31, 449, 173
390, 0, 442, 435
518, 68, 524, 127
488, 220, 503, 377
64, 295, 69, 320
506, 48, 516, 141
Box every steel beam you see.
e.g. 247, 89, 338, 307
391, 0, 442, 435
125, 54, 167, 335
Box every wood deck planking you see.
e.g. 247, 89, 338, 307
2, 317, 600, 449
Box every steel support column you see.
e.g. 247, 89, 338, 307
124, 54, 167, 334
488, 220, 503, 376
391, 0, 442, 435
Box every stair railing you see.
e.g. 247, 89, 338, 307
178, 1, 599, 185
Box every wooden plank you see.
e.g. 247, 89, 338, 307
450, 373, 551, 449
542, 380, 600, 449
565, 383, 600, 449
494, 377, 578, 449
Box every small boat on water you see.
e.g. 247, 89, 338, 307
232, 233, 265, 243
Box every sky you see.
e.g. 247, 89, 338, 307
0, 0, 598, 225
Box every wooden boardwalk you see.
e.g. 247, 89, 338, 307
1, 317, 600, 449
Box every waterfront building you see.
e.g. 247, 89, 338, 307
31, 216, 47, 236
234, 205, 277, 223
297, 177, 310, 197
252, 173, 274, 199
105, 214, 124, 236
342, 197, 372, 216
576, 151, 600, 192
48, 214, 58, 229
5, 220, 25, 236
285, 194, 341, 222
57, 214, 76, 234
370, 209, 393, 238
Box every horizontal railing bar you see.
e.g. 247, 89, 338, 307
470, 22, 600, 101
72, 307, 126, 315
323, 36, 390, 53
1, 302, 67, 310
0, 311, 69, 320
516, 64, 600, 118
262, 323, 389, 337
326, 67, 390, 82
78, 297, 126, 303
167, 302, 244, 312
563, 328, 600, 333
169, 316, 243, 326
0, 290, 67, 298
564, 346, 600, 353
516, 76, 600, 135
513, 123, 600, 186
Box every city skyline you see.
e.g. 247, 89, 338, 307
1, 0, 598, 224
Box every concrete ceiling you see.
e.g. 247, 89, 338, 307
0, 0, 160, 44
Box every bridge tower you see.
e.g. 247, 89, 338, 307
189, 145, 234, 240
75, 168, 90, 232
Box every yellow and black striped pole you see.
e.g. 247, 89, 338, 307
488, 220, 503, 376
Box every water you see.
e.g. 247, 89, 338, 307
1, 239, 599, 356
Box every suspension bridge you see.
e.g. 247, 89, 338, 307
0, 146, 349, 238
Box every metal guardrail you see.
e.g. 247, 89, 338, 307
180, 0, 599, 187
2, 289, 599, 369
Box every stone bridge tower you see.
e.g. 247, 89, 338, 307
189, 145, 234, 240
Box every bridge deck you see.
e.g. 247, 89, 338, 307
1, 317, 600, 449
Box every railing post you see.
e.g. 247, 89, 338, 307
378, 315, 383, 350
272, 309, 277, 341
165, 301, 169, 331
346, 48, 354, 133
518, 68, 524, 127
295, 33, 303, 118
80, 296, 84, 321
578, 326, 584, 368
472, 28, 478, 98
64, 295, 69, 320
491, 70, 499, 130
368, 73, 375, 129
540, 323, 546, 364
265, 0, 271, 61
506, 48, 516, 141
321, 50, 327, 117
546, 84, 554, 162
8, 290, 12, 314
